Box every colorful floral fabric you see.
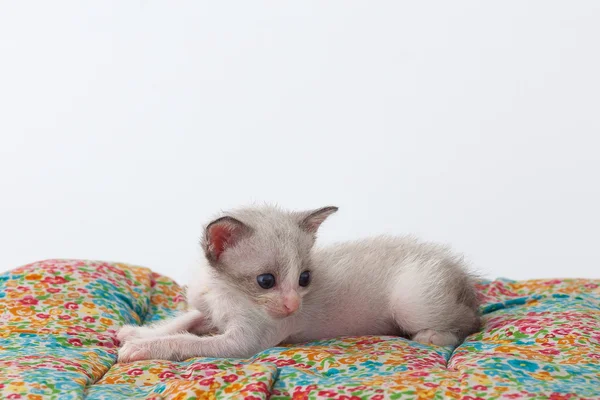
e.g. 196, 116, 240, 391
0, 260, 598, 399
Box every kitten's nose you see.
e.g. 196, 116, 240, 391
282, 294, 300, 315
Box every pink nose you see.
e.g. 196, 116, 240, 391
282, 295, 300, 315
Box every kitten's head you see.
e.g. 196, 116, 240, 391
201, 205, 337, 319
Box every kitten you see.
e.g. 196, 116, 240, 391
117, 205, 480, 362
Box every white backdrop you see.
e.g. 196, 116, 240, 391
1, 1, 599, 284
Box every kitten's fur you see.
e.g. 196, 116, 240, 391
117, 205, 480, 362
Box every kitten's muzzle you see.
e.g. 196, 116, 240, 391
268, 293, 300, 318
282, 293, 300, 314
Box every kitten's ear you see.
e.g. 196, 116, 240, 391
298, 206, 338, 234
203, 216, 252, 262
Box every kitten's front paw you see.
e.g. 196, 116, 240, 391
118, 337, 188, 363
116, 325, 142, 343
412, 329, 459, 347
117, 340, 153, 363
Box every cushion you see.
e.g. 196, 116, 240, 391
0, 259, 598, 399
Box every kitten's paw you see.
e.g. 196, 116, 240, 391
117, 325, 164, 343
116, 325, 143, 343
412, 329, 459, 347
117, 340, 153, 363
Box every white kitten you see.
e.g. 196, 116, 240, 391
117, 205, 480, 362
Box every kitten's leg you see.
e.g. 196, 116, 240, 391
390, 268, 480, 347
117, 310, 209, 343
412, 329, 459, 346
117, 327, 274, 362
393, 300, 479, 347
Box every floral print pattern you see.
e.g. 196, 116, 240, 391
0, 260, 598, 399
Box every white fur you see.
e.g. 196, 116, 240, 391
118, 207, 479, 362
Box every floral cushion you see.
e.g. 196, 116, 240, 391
0, 259, 598, 399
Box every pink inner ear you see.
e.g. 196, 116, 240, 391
208, 224, 234, 260
301, 206, 338, 234
304, 217, 326, 233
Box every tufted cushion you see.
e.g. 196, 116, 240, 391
0, 259, 598, 399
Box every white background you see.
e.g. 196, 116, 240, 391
1, 1, 599, 284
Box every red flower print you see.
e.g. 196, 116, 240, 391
275, 359, 296, 367
159, 371, 175, 379
552, 328, 572, 336
127, 368, 144, 376
64, 302, 79, 310
316, 390, 337, 398
513, 318, 541, 327
199, 378, 215, 386
544, 279, 562, 285
76, 288, 89, 293
292, 393, 309, 400
58, 315, 71, 320
463, 396, 485, 400
244, 397, 262, 400
245, 382, 269, 393
549, 393, 574, 400
19, 296, 39, 305
191, 363, 219, 370
7, 394, 21, 399
43, 276, 67, 285
47, 288, 61, 293
108, 265, 127, 277
518, 325, 542, 334
223, 374, 238, 382
68, 338, 83, 346
410, 371, 430, 377
473, 385, 488, 391
174, 294, 185, 303
36, 313, 50, 319
83, 316, 96, 323
372, 396, 384, 400
349, 385, 367, 392
338, 396, 361, 400
540, 348, 560, 355
503, 395, 521, 399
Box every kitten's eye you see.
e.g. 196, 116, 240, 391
257, 273, 276, 289
299, 271, 311, 287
